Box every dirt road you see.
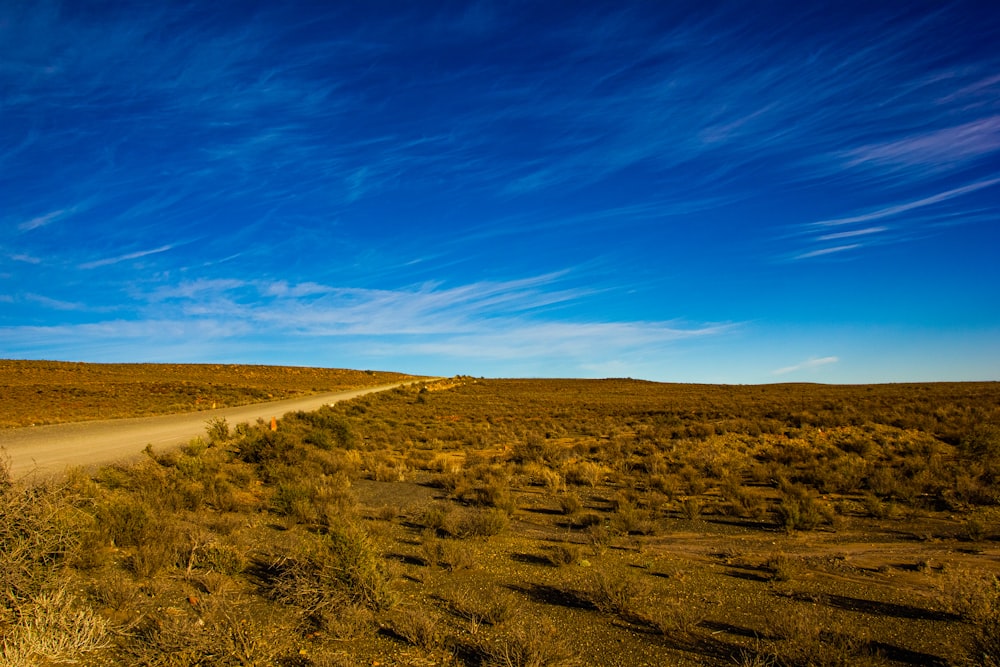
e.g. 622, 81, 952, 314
0, 382, 417, 479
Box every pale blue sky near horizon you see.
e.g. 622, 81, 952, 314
2, 1, 999, 383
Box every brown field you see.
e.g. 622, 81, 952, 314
2, 372, 1000, 665
0, 360, 418, 428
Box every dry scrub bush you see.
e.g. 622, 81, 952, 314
765, 605, 879, 667
0, 588, 109, 667
776, 484, 833, 532
477, 619, 578, 667
265, 522, 396, 624
390, 607, 444, 650
634, 596, 706, 639
969, 612, 1000, 667
129, 596, 297, 666
564, 461, 603, 487
458, 508, 510, 538
586, 572, 651, 617
0, 476, 88, 606
935, 567, 1000, 621
444, 588, 516, 628
421, 533, 476, 571
423, 503, 459, 536
557, 491, 582, 516
544, 543, 582, 567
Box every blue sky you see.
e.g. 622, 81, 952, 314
2, 1, 999, 383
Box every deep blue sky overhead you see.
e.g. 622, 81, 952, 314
2, 1, 999, 382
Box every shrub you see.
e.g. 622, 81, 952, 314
0, 589, 109, 665
422, 503, 458, 536
420, 533, 476, 571
459, 508, 509, 538
267, 523, 395, 619
544, 543, 582, 567
477, 619, 577, 667
776, 484, 828, 532
564, 461, 603, 487
558, 492, 582, 517
444, 589, 516, 627
587, 572, 650, 616
681, 497, 703, 521
390, 607, 443, 650
205, 417, 230, 444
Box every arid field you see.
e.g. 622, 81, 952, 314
0, 360, 417, 428
1, 365, 999, 666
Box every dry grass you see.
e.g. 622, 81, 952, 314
0, 359, 418, 427
1, 372, 999, 664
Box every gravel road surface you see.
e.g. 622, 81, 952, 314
1, 382, 416, 479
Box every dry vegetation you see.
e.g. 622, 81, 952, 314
2, 375, 1000, 665
0, 360, 416, 428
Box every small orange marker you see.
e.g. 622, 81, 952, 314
270, 416, 277, 431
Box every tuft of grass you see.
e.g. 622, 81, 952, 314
0, 589, 109, 666
265, 522, 396, 620
477, 619, 578, 667
390, 607, 444, 650
459, 508, 510, 538
545, 543, 582, 567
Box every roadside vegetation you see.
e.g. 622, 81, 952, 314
0, 360, 416, 428
2, 376, 999, 665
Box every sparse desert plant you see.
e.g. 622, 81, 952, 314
564, 461, 603, 487
776, 484, 828, 532
205, 417, 230, 444
968, 611, 1000, 667
478, 619, 578, 667
0, 589, 109, 666
266, 522, 396, 619
90, 571, 140, 611
200, 542, 248, 575
635, 596, 706, 638
390, 607, 443, 649
935, 568, 999, 620
129, 596, 297, 666
764, 553, 801, 582
544, 542, 582, 567
584, 523, 612, 553
459, 508, 510, 538
587, 572, 651, 617
444, 588, 516, 627
421, 533, 476, 571
423, 503, 458, 536
681, 497, 703, 521
610, 503, 656, 535
0, 476, 88, 604
862, 492, 893, 519
557, 491, 582, 517
129, 536, 180, 578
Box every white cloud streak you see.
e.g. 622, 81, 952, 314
17, 209, 66, 232
810, 176, 1000, 228
793, 245, 861, 260
0, 273, 735, 372
772, 356, 839, 376
78, 245, 175, 269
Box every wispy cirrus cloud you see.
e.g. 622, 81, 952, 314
840, 116, 1000, 172
772, 356, 839, 376
17, 209, 67, 232
0, 272, 734, 372
810, 176, 1000, 228
79, 245, 175, 270
788, 175, 1000, 260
